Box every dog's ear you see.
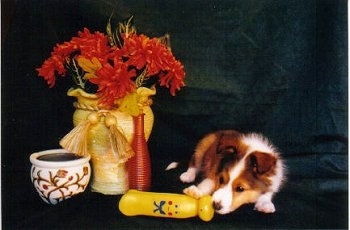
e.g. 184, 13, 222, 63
216, 133, 239, 155
248, 151, 276, 175
217, 146, 238, 155
217, 152, 238, 173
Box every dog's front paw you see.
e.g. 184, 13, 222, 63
254, 201, 276, 213
180, 170, 196, 183
183, 185, 203, 199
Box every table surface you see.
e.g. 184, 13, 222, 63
3, 159, 348, 229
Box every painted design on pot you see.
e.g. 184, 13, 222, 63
31, 166, 90, 205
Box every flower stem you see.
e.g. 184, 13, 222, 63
72, 59, 85, 89
135, 68, 148, 88
65, 58, 86, 89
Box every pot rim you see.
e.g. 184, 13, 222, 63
30, 149, 90, 168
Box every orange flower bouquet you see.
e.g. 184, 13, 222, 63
37, 16, 185, 115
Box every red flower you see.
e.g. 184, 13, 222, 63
90, 59, 136, 107
120, 33, 186, 95
36, 56, 66, 87
74, 28, 110, 61
159, 60, 186, 96
121, 34, 150, 70
144, 37, 174, 76
36, 18, 186, 108
36, 28, 110, 87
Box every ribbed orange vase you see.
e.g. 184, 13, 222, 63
127, 113, 152, 191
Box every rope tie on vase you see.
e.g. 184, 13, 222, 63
72, 101, 105, 111
59, 109, 134, 163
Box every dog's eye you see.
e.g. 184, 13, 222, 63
235, 186, 245, 192
218, 173, 229, 185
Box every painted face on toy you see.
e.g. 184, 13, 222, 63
153, 200, 180, 217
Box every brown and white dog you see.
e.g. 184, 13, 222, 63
179, 130, 285, 214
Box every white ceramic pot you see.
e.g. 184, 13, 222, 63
30, 149, 91, 205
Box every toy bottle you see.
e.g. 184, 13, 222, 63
119, 190, 215, 222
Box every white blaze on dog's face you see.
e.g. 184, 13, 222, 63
212, 151, 276, 214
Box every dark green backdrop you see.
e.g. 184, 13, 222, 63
2, 0, 348, 229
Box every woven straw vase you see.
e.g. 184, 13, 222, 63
61, 88, 154, 195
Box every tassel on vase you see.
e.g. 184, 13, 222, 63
105, 113, 134, 163
59, 112, 99, 157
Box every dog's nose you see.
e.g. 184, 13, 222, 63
213, 201, 222, 211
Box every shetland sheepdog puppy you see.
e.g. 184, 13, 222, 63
180, 130, 285, 214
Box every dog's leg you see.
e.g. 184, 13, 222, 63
254, 192, 276, 213
180, 151, 199, 183
180, 133, 217, 183
183, 178, 215, 199
179, 167, 197, 183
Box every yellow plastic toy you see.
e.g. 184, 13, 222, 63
118, 189, 215, 222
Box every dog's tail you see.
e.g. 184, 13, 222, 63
165, 162, 179, 171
